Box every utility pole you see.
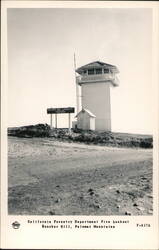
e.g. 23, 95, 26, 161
74, 53, 80, 114
68, 113, 71, 133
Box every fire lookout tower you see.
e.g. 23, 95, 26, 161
75, 61, 119, 131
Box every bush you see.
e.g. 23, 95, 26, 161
139, 138, 153, 148
8, 125, 153, 149
10, 124, 51, 138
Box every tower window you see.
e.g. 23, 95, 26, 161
96, 68, 102, 74
88, 69, 95, 75
104, 68, 109, 73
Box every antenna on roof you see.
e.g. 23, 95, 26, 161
74, 53, 80, 114
74, 53, 76, 71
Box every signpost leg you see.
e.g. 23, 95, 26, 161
68, 113, 71, 133
50, 114, 53, 128
55, 114, 57, 128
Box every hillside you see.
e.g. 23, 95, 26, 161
8, 124, 153, 148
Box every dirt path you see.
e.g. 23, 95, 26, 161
8, 137, 153, 215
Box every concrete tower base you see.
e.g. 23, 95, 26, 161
81, 81, 111, 131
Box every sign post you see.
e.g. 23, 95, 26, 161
68, 113, 71, 133
55, 113, 57, 128
50, 114, 53, 128
47, 107, 75, 131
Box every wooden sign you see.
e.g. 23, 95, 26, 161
47, 107, 75, 114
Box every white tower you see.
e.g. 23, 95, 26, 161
76, 61, 119, 131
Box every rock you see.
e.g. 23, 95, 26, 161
116, 190, 120, 194
88, 188, 94, 193
88, 188, 95, 195
125, 211, 131, 215
90, 191, 94, 196
147, 194, 153, 198
141, 177, 147, 180
137, 207, 144, 211
117, 205, 120, 209
133, 203, 138, 207
55, 198, 61, 203
89, 203, 101, 209
79, 196, 83, 200
56, 185, 60, 188
49, 210, 56, 215
95, 204, 101, 209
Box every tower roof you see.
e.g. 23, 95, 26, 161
76, 61, 119, 74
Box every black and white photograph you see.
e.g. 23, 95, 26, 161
7, 6, 154, 216
1, 1, 159, 249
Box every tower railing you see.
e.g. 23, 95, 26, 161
77, 74, 119, 86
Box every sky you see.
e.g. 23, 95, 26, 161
7, 8, 153, 134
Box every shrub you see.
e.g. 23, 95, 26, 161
11, 124, 51, 138
139, 138, 153, 148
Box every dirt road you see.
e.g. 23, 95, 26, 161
8, 137, 153, 215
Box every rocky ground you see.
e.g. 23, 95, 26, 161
8, 137, 153, 215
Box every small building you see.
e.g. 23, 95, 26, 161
72, 121, 77, 129
75, 109, 96, 131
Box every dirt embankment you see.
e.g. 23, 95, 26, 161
8, 137, 153, 215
